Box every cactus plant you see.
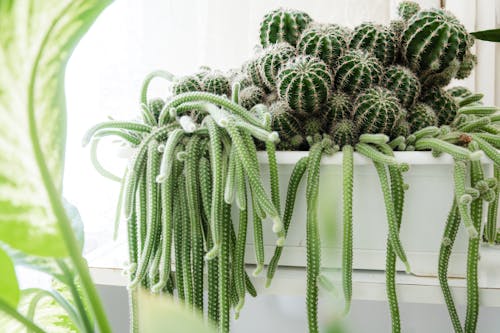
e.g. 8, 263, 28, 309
239, 86, 266, 110
260, 8, 312, 47
303, 116, 326, 138
259, 43, 296, 90
383, 65, 421, 108
277, 55, 332, 115
334, 49, 383, 94
269, 101, 305, 150
353, 87, 404, 135
324, 91, 353, 124
331, 119, 358, 146
148, 98, 165, 121
245, 57, 266, 89
297, 23, 349, 67
401, 8, 473, 87
390, 118, 411, 139
447, 86, 473, 98
349, 22, 398, 65
202, 71, 231, 96
397, 1, 420, 21
172, 75, 203, 95
421, 86, 459, 126
407, 102, 438, 132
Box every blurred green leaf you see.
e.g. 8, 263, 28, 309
0, 246, 20, 308
138, 290, 216, 333
0, 0, 111, 257
471, 28, 500, 42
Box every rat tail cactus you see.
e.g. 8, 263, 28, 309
349, 22, 398, 65
269, 101, 304, 149
401, 8, 473, 87
324, 91, 353, 124
259, 43, 297, 90
353, 87, 404, 134
383, 65, 421, 108
397, 1, 421, 21
297, 23, 349, 68
331, 119, 358, 146
239, 86, 266, 110
334, 49, 383, 94
407, 102, 438, 132
421, 86, 459, 126
260, 8, 312, 47
277, 55, 332, 115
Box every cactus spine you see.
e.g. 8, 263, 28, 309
260, 8, 312, 47
334, 49, 383, 94
277, 55, 332, 115
401, 8, 473, 87
353, 87, 404, 135
383, 65, 421, 108
268, 101, 304, 150
201, 71, 231, 96
172, 75, 202, 95
324, 92, 353, 124
349, 22, 398, 65
297, 23, 349, 67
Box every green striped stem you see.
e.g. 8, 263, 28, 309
219, 203, 232, 333
156, 129, 185, 183
128, 140, 162, 289
235, 157, 247, 211
472, 133, 500, 148
406, 126, 440, 145
306, 143, 325, 333
457, 106, 499, 115
205, 117, 224, 259
92, 129, 142, 146
140, 70, 175, 106
341, 145, 354, 315
250, 185, 265, 277
372, 159, 411, 273
161, 92, 264, 128
486, 166, 500, 244
454, 160, 478, 239
179, 173, 194, 308
82, 121, 151, 146
234, 172, 248, 318
415, 138, 480, 161
438, 202, 463, 333
356, 143, 400, 166
224, 147, 237, 204
266, 156, 309, 287
359, 134, 390, 145
173, 189, 185, 302
470, 134, 500, 166
140, 103, 157, 126
465, 153, 485, 333
185, 136, 205, 311
457, 117, 491, 132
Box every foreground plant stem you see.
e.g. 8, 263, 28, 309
341, 145, 354, 315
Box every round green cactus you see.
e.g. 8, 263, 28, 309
239, 86, 266, 110
401, 8, 473, 87
390, 118, 411, 139
259, 43, 296, 90
268, 101, 304, 149
297, 23, 349, 67
260, 8, 312, 47
420, 86, 459, 126
303, 116, 326, 138
353, 87, 404, 135
455, 51, 477, 80
172, 75, 202, 95
349, 22, 398, 65
201, 71, 231, 96
407, 102, 438, 132
148, 98, 165, 120
324, 91, 352, 124
389, 19, 406, 42
330, 119, 358, 146
245, 57, 266, 89
383, 65, 421, 108
398, 1, 420, 21
334, 49, 383, 94
277, 55, 332, 115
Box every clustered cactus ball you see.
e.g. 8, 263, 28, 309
171, 4, 476, 151
87, 3, 500, 333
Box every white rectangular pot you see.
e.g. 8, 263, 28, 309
240, 151, 495, 278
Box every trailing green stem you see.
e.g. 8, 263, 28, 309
341, 145, 354, 315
